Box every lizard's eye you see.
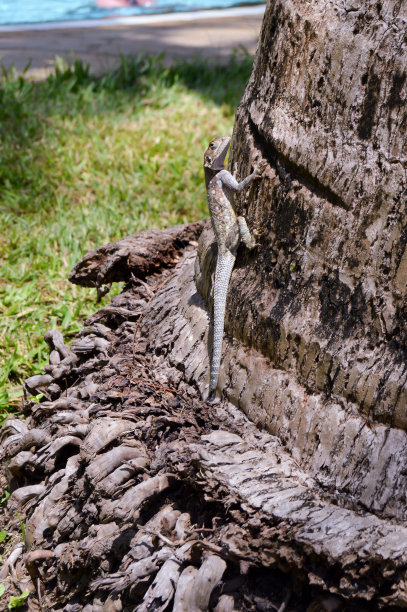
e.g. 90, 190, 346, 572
209, 143, 217, 150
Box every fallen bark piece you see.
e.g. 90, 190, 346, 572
78, 323, 112, 337
30, 397, 86, 419
44, 330, 73, 360
86, 305, 144, 324
69, 222, 204, 288
48, 413, 89, 428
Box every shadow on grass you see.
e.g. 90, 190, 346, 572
0, 51, 252, 214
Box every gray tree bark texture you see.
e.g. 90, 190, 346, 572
216, 0, 407, 521
1, 0, 407, 610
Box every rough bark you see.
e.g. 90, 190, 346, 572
1, 1, 407, 609
198, 0, 407, 519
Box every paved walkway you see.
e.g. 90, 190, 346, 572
0, 7, 264, 79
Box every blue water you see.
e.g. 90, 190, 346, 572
0, 0, 262, 25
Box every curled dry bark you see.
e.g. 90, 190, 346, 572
68, 222, 204, 298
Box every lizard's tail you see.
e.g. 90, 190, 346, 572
209, 252, 235, 398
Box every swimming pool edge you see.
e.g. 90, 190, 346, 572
0, 4, 266, 33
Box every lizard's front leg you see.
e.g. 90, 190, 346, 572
237, 216, 258, 250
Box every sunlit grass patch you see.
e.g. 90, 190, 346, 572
0, 51, 253, 419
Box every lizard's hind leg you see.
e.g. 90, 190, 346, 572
225, 221, 241, 253
237, 216, 258, 250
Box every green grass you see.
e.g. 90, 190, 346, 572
0, 51, 253, 420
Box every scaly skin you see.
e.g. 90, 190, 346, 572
204, 136, 263, 399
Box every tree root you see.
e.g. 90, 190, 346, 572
0, 223, 400, 611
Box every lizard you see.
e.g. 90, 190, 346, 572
204, 135, 264, 400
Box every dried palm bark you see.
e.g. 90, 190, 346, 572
2, 1, 407, 609
0, 225, 331, 611
0, 220, 402, 611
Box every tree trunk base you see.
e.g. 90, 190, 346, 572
1, 225, 405, 611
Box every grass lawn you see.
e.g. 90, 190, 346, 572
0, 51, 253, 421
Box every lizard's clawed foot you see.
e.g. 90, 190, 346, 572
250, 229, 262, 249
253, 160, 267, 178
244, 237, 260, 250
248, 241, 261, 250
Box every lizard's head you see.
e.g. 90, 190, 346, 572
204, 136, 231, 171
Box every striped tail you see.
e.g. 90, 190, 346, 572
209, 251, 235, 397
